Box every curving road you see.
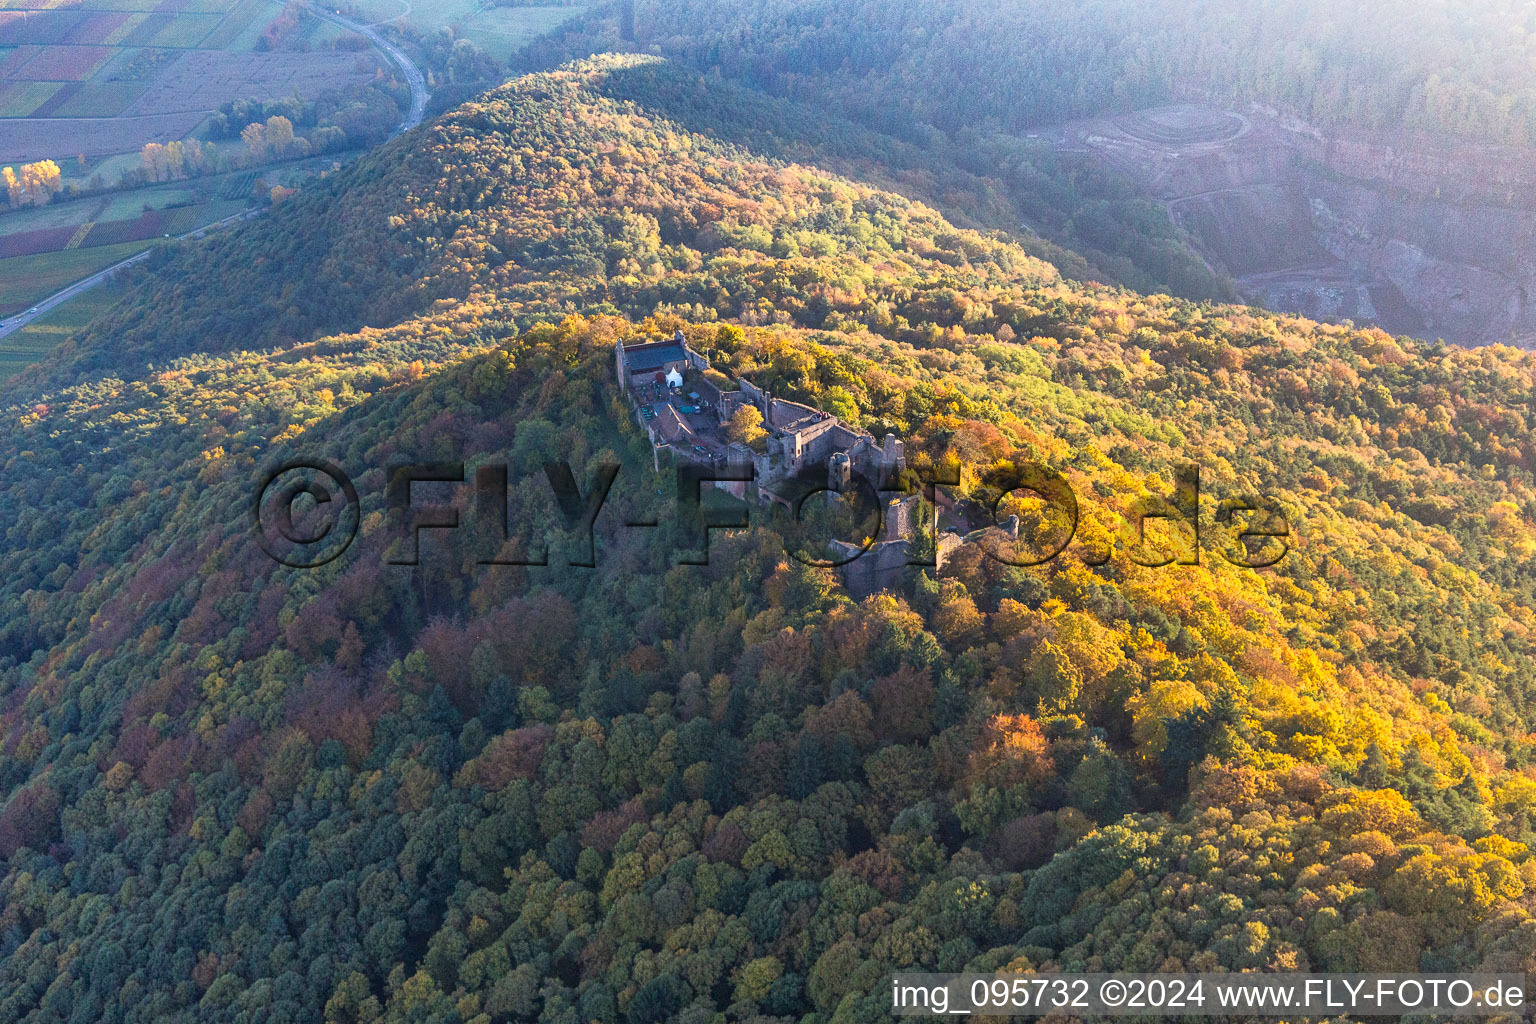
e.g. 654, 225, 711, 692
307, 3, 429, 136
0, 7, 429, 345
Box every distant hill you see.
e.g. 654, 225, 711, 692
60, 55, 1076, 372
549, 0, 1536, 145
521, 1, 1536, 340
2, 55, 1536, 1022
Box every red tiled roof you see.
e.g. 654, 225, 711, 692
651, 403, 690, 444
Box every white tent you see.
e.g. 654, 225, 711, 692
665, 367, 683, 388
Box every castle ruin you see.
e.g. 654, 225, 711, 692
615, 331, 1004, 597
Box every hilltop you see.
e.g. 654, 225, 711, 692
58, 53, 1079, 371
2, 55, 1536, 1022
525, 1, 1536, 344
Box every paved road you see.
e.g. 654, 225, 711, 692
307, 4, 429, 135
0, 209, 262, 342
0, 10, 429, 344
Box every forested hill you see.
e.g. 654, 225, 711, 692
57, 51, 1078, 374
53, 48, 1226, 378
537, 0, 1536, 145
3, 54, 1536, 1023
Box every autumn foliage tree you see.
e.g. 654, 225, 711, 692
0, 54, 1534, 1024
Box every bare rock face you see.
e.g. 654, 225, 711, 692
1053, 104, 1536, 347
1316, 130, 1536, 207
1310, 188, 1534, 344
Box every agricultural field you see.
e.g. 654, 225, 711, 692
0, 276, 124, 377
0, 0, 399, 333
0, 109, 201, 160
347, 0, 585, 61
458, 4, 581, 60
0, 150, 329, 262
0, 80, 58, 115
0, 150, 335, 371
121, 50, 378, 115
0, 169, 258, 310
0, 0, 385, 166
0, 238, 156, 315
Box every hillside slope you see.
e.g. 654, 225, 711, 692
526, 1, 1536, 344
2, 56, 1536, 1022
55, 56, 1068, 372
554, 0, 1536, 144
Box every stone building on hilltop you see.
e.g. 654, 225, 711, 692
614, 329, 1004, 596
613, 331, 904, 502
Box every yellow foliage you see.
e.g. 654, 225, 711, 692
1129, 677, 1208, 762
1320, 789, 1422, 841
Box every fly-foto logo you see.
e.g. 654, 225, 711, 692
251, 459, 1291, 571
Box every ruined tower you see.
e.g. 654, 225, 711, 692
828, 451, 851, 493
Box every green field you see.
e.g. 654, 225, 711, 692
76, 0, 165, 11
0, 181, 200, 237
458, 4, 585, 60
0, 196, 104, 235
0, 82, 62, 118
223, 0, 285, 50
349, 0, 479, 29
0, 240, 161, 315
99, 187, 198, 219
89, 150, 152, 186
0, 280, 127, 379
304, 19, 348, 47
51, 80, 151, 118
149, 12, 226, 48
347, 0, 586, 60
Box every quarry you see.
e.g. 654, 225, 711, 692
1047, 103, 1536, 347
